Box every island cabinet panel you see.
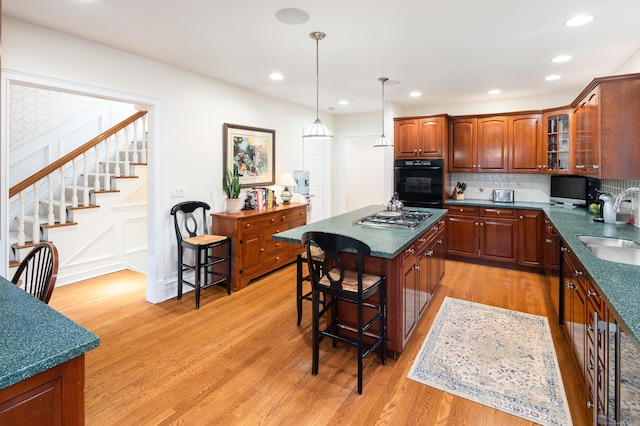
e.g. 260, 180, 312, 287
0, 355, 85, 425
211, 203, 307, 291
394, 115, 448, 159
335, 220, 446, 356
509, 113, 543, 173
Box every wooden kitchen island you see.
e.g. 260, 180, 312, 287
273, 205, 448, 356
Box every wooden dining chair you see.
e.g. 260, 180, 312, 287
11, 241, 59, 304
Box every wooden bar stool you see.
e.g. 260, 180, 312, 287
171, 201, 231, 309
296, 245, 325, 325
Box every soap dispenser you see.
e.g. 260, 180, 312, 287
598, 192, 616, 224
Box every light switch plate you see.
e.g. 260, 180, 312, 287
170, 186, 184, 198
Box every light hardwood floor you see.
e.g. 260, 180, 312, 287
49, 260, 590, 425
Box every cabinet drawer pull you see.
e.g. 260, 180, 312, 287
587, 290, 597, 297
575, 270, 583, 276
437, 239, 443, 245
567, 282, 576, 289
427, 250, 434, 256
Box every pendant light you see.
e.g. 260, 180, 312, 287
373, 77, 393, 147
303, 32, 333, 140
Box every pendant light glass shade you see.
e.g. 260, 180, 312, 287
373, 77, 392, 147
304, 32, 333, 140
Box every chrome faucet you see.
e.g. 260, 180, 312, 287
613, 187, 640, 213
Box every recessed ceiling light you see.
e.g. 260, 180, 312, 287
409, 91, 421, 97
488, 89, 501, 95
565, 15, 593, 27
339, 100, 349, 105
545, 74, 562, 81
275, 8, 310, 25
269, 72, 283, 80
552, 55, 572, 63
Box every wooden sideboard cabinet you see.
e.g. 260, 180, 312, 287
211, 203, 307, 291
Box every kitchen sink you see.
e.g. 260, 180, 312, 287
578, 236, 640, 249
578, 236, 640, 266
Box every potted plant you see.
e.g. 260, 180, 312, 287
223, 168, 242, 213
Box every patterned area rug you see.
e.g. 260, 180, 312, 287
408, 297, 572, 426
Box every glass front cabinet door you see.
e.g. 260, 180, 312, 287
543, 110, 571, 173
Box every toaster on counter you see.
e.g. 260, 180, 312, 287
493, 189, 514, 203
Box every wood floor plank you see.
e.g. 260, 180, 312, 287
48, 260, 590, 425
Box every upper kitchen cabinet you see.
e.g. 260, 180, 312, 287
509, 113, 543, 173
477, 116, 509, 172
394, 115, 448, 159
449, 115, 509, 172
542, 108, 572, 173
449, 117, 477, 171
571, 73, 640, 179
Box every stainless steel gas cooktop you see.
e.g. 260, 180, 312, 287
355, 210, 432, 229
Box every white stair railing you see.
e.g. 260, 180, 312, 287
9, 111, 148, 248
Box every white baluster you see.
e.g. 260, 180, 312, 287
124, 124, 131, 176
132, 121, 139, 164
94, 145, 100, 192
48, 173, 55, 225
58, 166, 66, 225
114, 131, 121, 177
32, 183, 41, 244
18, 191, 26, 246
72, 157, 79, 208
141, 115, 147, 164
83, 152, 90, 206
104, 136, 111, 191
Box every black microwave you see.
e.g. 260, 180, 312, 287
550, 175, 600, 206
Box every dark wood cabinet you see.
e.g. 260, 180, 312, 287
0, 356, 86, 426
446, 206, 479, 257
450, 114, 540, 173
447, 206, 545, 266
449, 117, 477, 172
562, 249, 588, 379
571, 74, 640, 179
542, 109, 572, 173
477, 116, 509, 172
394, 115, 447, 159
478, 207, 518, 263
517, 209, 542, 267
509, 113, 543, 173
543, 218, 562, 319
211, 203, 307, 291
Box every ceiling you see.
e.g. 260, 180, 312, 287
4, 0, 640, 115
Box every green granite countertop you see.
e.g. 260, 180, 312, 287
445, 199, 640, 345
272, 204, 448, 259
0, 276, 100, 390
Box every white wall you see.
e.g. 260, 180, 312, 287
1, 17, 334, 302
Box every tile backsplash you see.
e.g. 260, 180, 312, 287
449, 173, 550, 203
449, 173, 640, 229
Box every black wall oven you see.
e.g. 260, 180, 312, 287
394, 158, 444, 208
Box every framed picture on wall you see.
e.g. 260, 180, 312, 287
223, 123, 275, 188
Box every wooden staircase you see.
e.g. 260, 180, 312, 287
8, 111, 149, 281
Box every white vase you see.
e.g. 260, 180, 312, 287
226, 198, 242, 213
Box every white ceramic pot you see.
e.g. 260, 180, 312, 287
225, 198, 242, 213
